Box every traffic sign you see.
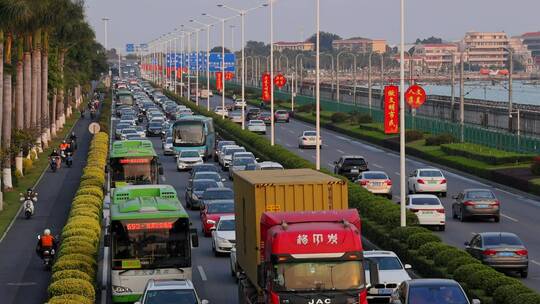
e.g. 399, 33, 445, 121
405, 84, 427, 109
126, 44, 135, 53
88, 122, 101, 135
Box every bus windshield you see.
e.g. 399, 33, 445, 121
111, 218, 191, 269
110, 157, 157, 185
118, 94, 134, 106
173, 121, 205, 147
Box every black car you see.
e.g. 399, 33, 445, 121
391, 279, 479, 304
246, 108, 261, 121
146, 121, 164, 137
334, 155, 369, 180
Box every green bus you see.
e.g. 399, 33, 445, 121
114, 89, 134, 106
108, 185, 199, 303
109, 140, 163, 188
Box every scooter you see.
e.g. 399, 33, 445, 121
60, 149, 67, 163
20, 193, 37, 219
68, 139, 77, 151
49, 157, 60, 172
36, 235, 55, 271
90, 108, 96, 119
66, 152, 73, 168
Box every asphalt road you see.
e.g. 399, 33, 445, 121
0, 115, 95, 304
203, 94, 540, 291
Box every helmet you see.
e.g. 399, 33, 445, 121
52, 149, 57, 153
62, 140, 66, 144
71, 132, 75, 136
27, 188, 33, 193
44, 229, 51, 236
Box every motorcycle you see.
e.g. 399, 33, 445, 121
36, 235, 55, 271
68, 138, 77, 151
66, 152, 73, 168
90, 108, 96, 119
20, 193, 37, 219
49, 157, 60, 172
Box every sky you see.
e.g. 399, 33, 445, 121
85, 0, 540, 52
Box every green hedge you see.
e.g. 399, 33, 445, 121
163, 86, 538, 303
441, 143, 534, 165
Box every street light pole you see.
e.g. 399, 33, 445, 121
315, 0, 321, 171
192, 20, 214, 111
269, 0, 275, 146
508, 49, 514, 131
399, 0, 406, 227
186, 25, 202, 106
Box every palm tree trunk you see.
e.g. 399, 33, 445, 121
15, 38, 24, 176
0, 31, 4, 210
3, 34, 13, 190
35, 30, 42, 152
50, 88, 56, 137
41, 32, 49, 147
31, 44, 38, 129
23, 38, 31, 129
57, 49, 66, 130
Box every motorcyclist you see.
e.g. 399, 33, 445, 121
49, 148, 61, 168
59, 140, 69, 152
69, 132, 77, 150
23, 188, 37, 202
36, 229, 57, 258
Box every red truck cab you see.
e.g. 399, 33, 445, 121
259, 210, 368, 304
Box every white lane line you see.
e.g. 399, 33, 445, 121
161, 176, 167, 182
497, 188, 523, 199
395, 172, 400, 176
386, 153, 399, 158
6, 282, 37, 286
501, 213, 518, 222
373, 164, 383, 169
197, 265, 208, 281
336, 136, 348, 141
531, 260, 540, 267
287, 130, 295, 134
337, 149, 345, 154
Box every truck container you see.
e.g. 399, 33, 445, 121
233, 169, 370, 304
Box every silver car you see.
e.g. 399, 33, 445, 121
229, 157, 257, 180
229, 111, 243, 124
357, 171, 392, 199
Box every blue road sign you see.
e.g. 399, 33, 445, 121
126, 44, 135, 53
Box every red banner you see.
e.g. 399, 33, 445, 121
225, 72, 235, 81
216, 72, 223, 92
405, 84, 426, 109
262, 73, 271, 102
384, 85, 399, 134
274, 74, 287, 88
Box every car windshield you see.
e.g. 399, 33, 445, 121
217, 219, 235, 231
483, 234, 523, 246
233, 158, 255, 166
250, 120, 264, 125
166, 138, 173, 144
194, 173, 220, 182
193, 180, 218, 191
207, 202, 234, 214
144, 290, 197, 304
343, 158, 366, 166
180, 151, 200, 158
419, 170, 443, 177
363, 172, 388, 180
407, 285, 468, 304
466, 191, 495, 199
173, 121, 205, 146
364, 256, 402, 270
218, 141, 235, 150
203, 189, 234, 200
260, 112, 271, 117
149, 122, 162, 128
410, 197, 441, 205
276, 111, 287, 114
304, 131, 317, 137
192, 165, 219, 174
231, 111, 242, 116
122, 129, 137, 134
274, 261, 364, 291
226, 148, 245, 156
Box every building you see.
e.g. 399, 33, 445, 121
413, 43, 459, 71
521, 31, 540, 66
509, 36, 535, 72
273, 41, 315, 52
462, 31, 510, 68
393, 53, 425, 72
332, 38, 387, 53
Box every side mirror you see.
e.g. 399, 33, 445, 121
188, 179, 193, 182
472, 300, 481, 304
464, 241, 470, 247
158, 165, 164, 175
190, 228, 199, 248
201, 300, 209, 304
37, 235, 41, 240
404, 264, 412, 270
221, 178, 226, 182
134, 302, 141, 304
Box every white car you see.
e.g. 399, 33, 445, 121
136, 279, 208, 304
255, 161, 284, 170
214, 106, 229, 118
408, 168, 447, 197
229, 157, 257, 180
211, 215, 236, 255
134, 126, 146, 138
357, 171, 393, 199
162, 137, 174, 155
229, 111, 243, 124
364, 250, 412, 301
234, 99, 247, 108
177, 150, 204, 171
407, 194, 446, 231
298, 130, 322, 148
119, 119, 136, 126
220, 146, 246, 169
217, 145, 241, 167
230, 246, 238, 278
120, 128, 138, 140
247, 120, 266, 134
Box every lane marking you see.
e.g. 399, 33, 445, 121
386, 153, 399, 158
6, 282, 37, 286
337, 149, 345, 154
327, 162, 334, 167
500, 213, 518, 222
336, 136, 348, 141
394, 172, 400, 176
531, 260, 540, 267
287, 130, 295, 135
373, 164, 383, 169
497, 188, 523, 199
197, 265, 208, 281
161, 176, 167, 182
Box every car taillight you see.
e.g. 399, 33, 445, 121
491, 200, 500, 206
417, 179, 425, 184
463, 201, 475, 206
360, 180, 368, 186
302, 137, 307, 140
270, 291, 280, 304
436, 208, 445, 214
360, 290, 368, 304
410, 208, 419, 213
385, 179, 392, 186
515, 249, 528, 256
440, 179, 447, 184
482, 249, 497, 256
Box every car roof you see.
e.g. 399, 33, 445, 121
219, 215, 235, 221
408, 194, 440, 199
146, 279, 195, 291
194, 179, 217, 184
477, 232, 519, 238
463, 188, 494, 193
417, 168, 442, 171
362, 171, 387, 175
341, 155, 365, 159
407, 279, 461, 287
363, 250, 399, 258
205, 187, 232, 192
206, 199, 234, 205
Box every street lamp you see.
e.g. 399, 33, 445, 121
191, 19, 215, 111
315, 0, 321, 170
293, 53, 305, 111
185, 24, 204, 106
399, 0, 406, 227
269, 0, 275, 146
202, 13, 238, 119
368, 51, 384, 113
336, 51, 356, 104
218, 3, 267, 129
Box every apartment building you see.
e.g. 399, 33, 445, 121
509, 37, 535, 72
521, 31, 540, 66
273, 41, 315, 52
332, 38, 386, 53
462, 31, 509, 68
413, 43, 459, 71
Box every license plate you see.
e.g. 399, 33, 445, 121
378, 288, 393, 295
428, 180, 438, 184
475, 204, 490, 209
498, 252, 514, 257
351, 169, 359, 174
371, 182, 382, 187
422, 211, 434, 214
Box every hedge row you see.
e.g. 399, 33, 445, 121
441, 143, 534, 165
163, 87, 540, 303
46, 131, 109, 304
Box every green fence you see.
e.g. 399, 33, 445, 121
220, 80, 540, 154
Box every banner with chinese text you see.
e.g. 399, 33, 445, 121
216, 72, 223, 92
262, 73, 271, 102
384, 85, 399, 134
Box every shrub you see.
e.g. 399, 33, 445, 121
79, 178, 105, 189
72, 195, 103, 210
356, 114, 373, 124
51, 270, 92, 283
69, 208, 100, 221
509, 293, 540, 304
418, 242, 453, 259
297, 103, 315, 113
493, 284, 532, 304
392, 226, 433, 243
52, 260, 96, 279
330, 112, 349, 124
64, 219, 100, 236
465, 269, 502, 290
483, 275, 520, 296
56, 254, 97, 269
58, 241, 97, 257
433, 248, 469, 267
453, 263, 491, 284
407, 233, 441, 250
61, 236, 98, 249
532, 156, 540, 175
61, 228, 99, 241
405, 130, 424, 142
48, 278, 95, 302
446, 256, 480, 274
48, 294, 94, 304
425, 133, 456, 146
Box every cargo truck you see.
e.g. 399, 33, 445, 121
233, 169, 372, 304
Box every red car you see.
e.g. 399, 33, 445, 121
200, 200, 235, 236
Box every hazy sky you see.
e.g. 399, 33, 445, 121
85, 0, 540, 52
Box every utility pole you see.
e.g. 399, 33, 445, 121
450, 53, 455, 121
368, 54, 372, 112
459, 51, 465, 142
508, 49, 514, 132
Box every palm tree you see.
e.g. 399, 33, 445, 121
15, 36, 24, 174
